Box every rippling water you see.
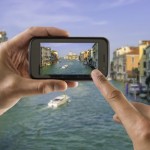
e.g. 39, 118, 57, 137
1, 81, 148, 150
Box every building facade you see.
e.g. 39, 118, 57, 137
0, 31, 8, 43
138, 41, 150, 83
145, 45, 150, 78
112, 46, 139, 81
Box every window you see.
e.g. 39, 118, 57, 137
143, 61, 146, 68
144, 50, 146, 55
132, 57, 134, 63
144, 71, 146, 76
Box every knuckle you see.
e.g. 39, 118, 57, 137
26, 26, 36, 34
97, 74, 107, 83
37, 82, 54, 94
107, 89, 123, 101
134, 119, 150, 141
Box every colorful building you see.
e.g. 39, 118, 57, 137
66, 52, 79, 60
138, 41, 150, 83
41, 47, 52, 67
145, 45, 150, 78
112, 46, 139, 81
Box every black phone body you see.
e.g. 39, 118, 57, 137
29, 37, 109, 80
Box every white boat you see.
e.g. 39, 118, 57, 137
129, 84, 140, 95
107, 76, 112, 81
129, 84, 147, 95
48, 95, 70, 108
61, 65, 68, 69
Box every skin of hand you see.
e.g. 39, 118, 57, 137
91, 69, 150, 150
0, 27, 78, 115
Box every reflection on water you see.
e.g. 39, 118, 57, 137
1, 81, 148, 150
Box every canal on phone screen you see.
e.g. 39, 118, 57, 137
41, 58, 93, 75
1, 81, 146, 150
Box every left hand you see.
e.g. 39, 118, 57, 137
0, 27, 78, 115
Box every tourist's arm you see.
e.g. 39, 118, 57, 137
0, 27, 78, 115
91, 69, 150, 150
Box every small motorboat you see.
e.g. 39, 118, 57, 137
48, 95, 70, 108
61, 65, 68, 69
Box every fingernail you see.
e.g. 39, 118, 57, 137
74, 82, 79, 87
91, 69, 102, 77
54, 84, 67, 91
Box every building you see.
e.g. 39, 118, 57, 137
112, 46, 139, 81
126, 51, 139, 80
145, 45, 150, 79
0, 31, 8, 43
79, 51, 89, 62
138, 40, 150, 83
65, 52, 79, 60
50, 50, 59, 63
41, 47, 52, 67
91, 43, 98, 68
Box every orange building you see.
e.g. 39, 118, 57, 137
112, 46, 139, 81
126, 50, 139, 78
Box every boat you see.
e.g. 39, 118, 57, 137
61, 65, 68, 69
107, 76, 112, 81
48, 95, 70, 108
139, 91, 147, 99
129, 84, 147, 95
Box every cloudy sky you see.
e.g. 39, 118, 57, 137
0, 0, 150, 59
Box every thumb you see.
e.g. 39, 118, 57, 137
17, 78, 68, 96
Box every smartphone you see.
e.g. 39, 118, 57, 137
29, 37, 109, 80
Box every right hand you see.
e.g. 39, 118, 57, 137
91, 69, 150, 150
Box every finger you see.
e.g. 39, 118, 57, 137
113, 114, 122, 124
17, 78, 68, 96
7, 27, 69, 49
66, 81, 78, 88
91, 69, 144, 129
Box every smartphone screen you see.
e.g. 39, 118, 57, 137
40, 42, 98, 75
29, 37, 109, 80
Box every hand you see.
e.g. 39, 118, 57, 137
0, 27, 78, 115
91, 69, 150, 150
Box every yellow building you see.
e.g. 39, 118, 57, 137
138, 40, 150, 83
79, 51, 89, 61
66, 52, 79, 60
112, 46, 139, 81
126, 50, 139, 78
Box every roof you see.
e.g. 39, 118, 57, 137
126, 50, 139, 55
139, 40, 150, 45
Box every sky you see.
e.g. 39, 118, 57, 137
41, 43, 94, 57
0, 0, 150, 60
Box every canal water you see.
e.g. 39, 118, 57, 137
41, 58, 93, 75
0, 81, 149, 150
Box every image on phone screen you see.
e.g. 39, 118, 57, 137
40, 43, 98, 75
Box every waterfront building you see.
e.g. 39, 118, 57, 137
126, 51, 139, 80
41, 47, 52, 67
66, 52, 79, 60
112, 46, 139, 81
145, 45, 150, 78
91, 43, 98, 68
50, 50, 59, 63
79, 51, 88, 62
0, 31, 8, 43
138, 40, 150, 83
